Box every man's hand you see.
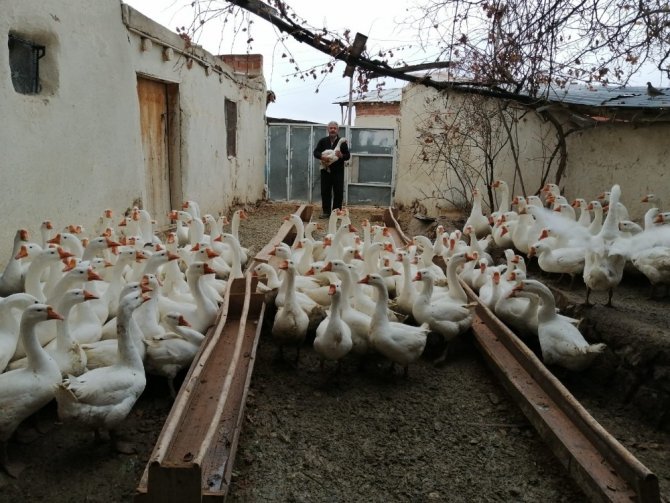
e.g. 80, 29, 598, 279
335, 151, 342, 159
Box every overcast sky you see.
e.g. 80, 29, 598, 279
124, 1, 660, 124
123, 0, 433, 124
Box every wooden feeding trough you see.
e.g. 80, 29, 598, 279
135, 204, 312, 502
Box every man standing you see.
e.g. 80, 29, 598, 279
313, 121, 351, 219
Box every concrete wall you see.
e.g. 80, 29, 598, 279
0, 0, 266, 265
562, 123, 670, 218
395, 83, 668, 220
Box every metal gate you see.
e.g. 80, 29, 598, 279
266, 123, 395, 206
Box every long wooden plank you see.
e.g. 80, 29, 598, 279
202, 292, 265, 501
468, 288, 659, 502
136, 277, 244, 502
384, 206, 659, 503
136, 205, 312, 502
254, 204, 311, 263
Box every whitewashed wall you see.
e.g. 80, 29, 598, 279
0, 0, 266, 266
562, 123, 670, 218
395, 83, 668, 221
354, 115, 399, 129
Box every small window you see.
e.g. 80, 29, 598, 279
225, 98, 237, 157
8, 34, 45, 95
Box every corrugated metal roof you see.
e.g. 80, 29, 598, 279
334, 88, 402, 105
544, 83, 670, 109
335, 82, 670, 115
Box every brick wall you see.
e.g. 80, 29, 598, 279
220, 54, 263, 76
357, 102, 400, 116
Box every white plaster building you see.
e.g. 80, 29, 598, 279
348, 83, 670, 221
1, 0, 267, 263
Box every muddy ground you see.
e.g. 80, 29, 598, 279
0, 201, 669, 502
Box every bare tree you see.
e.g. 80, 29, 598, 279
211, 1, 670, 96
179, 1, 668, 207
407, 0, 670, 94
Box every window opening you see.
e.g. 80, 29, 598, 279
225, 99, 237, 157
8, 34, 45, 95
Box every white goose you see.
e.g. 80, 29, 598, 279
412, 267, 473, 362
0, 229, 30, 296
490, 179, 511, 222
93, 209, 115, 237
510, 197, 535, 255
510, 280, 606, 370
494, 271, 541, 338
358, 273, 430, 376
0, 304, 63, 477
144, 312, 205, 397
82, 282, 150, 370
158, 262, 219, 334
491, 215, 515, 249
7, 289, 97, 376
0, 293, 40, 373
271, 260, 309, 364
319, 137, 347, 171
464, 187, 492, 238
641, 193, 663, 212
22, 245, 74, 303
583, 185, 627, 306
462, 225, 493, 265
413, 235, 447, 281
323, 260, 372, 356
528, 240, 585, 286
12, 242, 44, 284
217, 233, 245, 279
134, 274, 165, 340
284, 213, 306, 248
313, 283, 353, 370
598, 189, 630, 222
40, 220, 55, 248
571, 198, 592, 227
393, 250, 418, 317
48, 232, 84, 259
55, 291, 149, 453
12, 264, 103, 358
229, 209, 250, 265
587, 200, 604, 235
631, 246, 670, 298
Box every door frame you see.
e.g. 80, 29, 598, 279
136, 74, 181, 229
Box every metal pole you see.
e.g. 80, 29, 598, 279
347, 74, 354, 126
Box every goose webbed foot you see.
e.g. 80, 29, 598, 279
583, 287, 593, 307
1, 442, 26, 479
605, 288, 615, 307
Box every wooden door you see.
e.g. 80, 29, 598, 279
137, 77, 171, 227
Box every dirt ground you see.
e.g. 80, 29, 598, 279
0, 201, 669, 502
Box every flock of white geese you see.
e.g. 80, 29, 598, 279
0, 182, 668, 477
261, 181, 670, 383
0, 201, 248, 476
